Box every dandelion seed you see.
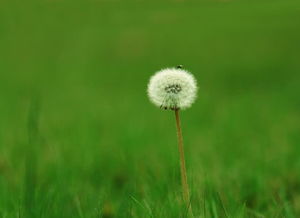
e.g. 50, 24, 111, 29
147, 67, 197, 110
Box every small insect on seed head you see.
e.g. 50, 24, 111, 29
147, 67, 198, 110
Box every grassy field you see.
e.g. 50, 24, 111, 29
0, 0, 300, 217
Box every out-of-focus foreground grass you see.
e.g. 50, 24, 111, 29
0, 0, 300, 217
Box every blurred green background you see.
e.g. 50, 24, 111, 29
0, 0, 300, 217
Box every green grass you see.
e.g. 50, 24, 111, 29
0, 0, 300, 217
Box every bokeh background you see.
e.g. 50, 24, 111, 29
0, 0, 300, 217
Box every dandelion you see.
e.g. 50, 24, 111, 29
147, 66, 197, 211
147, 66, 197, 110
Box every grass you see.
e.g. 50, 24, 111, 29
0, 0, 300, 217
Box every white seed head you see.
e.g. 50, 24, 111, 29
147, 68, 197, 110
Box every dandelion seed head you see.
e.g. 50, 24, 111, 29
147, 68, 197, 110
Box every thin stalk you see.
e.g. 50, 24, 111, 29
174, 109, 190, 206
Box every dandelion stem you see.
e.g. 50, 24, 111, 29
174, 109, 190, 206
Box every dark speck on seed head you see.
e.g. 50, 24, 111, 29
165, 84, 182, 94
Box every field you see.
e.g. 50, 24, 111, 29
0, 0, 300, 217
